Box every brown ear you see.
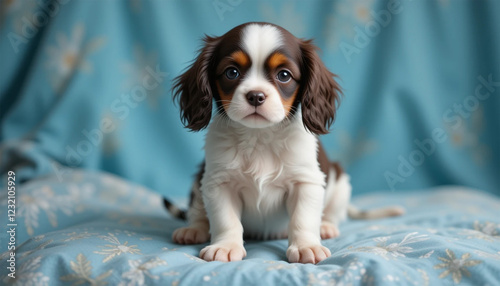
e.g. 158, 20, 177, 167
299, 40, 342, 135
173, 36, 220, 131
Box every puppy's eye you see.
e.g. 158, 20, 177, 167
277, 70, 292, 83
225, 68, 240, 80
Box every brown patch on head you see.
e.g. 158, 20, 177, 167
230, 50, 250, 69
267, 52, 288, 71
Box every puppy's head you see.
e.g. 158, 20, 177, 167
173, 22, 341, 134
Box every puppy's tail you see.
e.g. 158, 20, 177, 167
348, 205, 405, 220
163, 197, 187, 220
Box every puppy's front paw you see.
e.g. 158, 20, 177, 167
320, 221, 340, 239
173, 226, 210, 244
200, 242, 246, 262
287, 244, 331, 264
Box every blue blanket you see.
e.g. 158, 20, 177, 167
1, 0, 499, 197
1, 170, 500, 285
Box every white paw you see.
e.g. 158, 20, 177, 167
320, 221, 340, 240
172, 226, 210, 244
200, 242, 246, 262
287, 244, 331, 264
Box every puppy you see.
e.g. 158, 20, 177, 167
166, 22, 404, 264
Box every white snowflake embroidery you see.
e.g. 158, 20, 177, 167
344, 232, 429, 260
94, 233, 142, 263
17, 184, 93, 235
118, 257, 167, 286
63, 231, 98, 242
45, 24, 105, 93
60, 253, 112, 285
307, 259, 372, 286
18, 187, 71, 235
434, 249, 482, 284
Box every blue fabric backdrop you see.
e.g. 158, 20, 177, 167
1, 0, 499, 197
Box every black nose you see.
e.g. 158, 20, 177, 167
246, 91, 266, 107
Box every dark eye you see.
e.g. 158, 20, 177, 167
225, 68, 239, 80
277, 70, 292, 83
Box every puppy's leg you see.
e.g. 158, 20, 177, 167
287, 183, 331, 264
199, 183, 246, 262
321, 172, 351, 240
172, 181, 210, 244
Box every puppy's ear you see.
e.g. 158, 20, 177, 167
299, 40, 342, 135
173, 36, 220, 131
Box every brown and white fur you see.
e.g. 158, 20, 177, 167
166, 22, 404, 264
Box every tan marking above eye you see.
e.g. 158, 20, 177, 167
267, 53, 288, 71
230, 50, 250, 68
216, 81, 233, 111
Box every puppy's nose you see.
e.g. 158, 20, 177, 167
246, 91, 266, 107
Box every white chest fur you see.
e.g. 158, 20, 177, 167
201, 114, 326, 239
